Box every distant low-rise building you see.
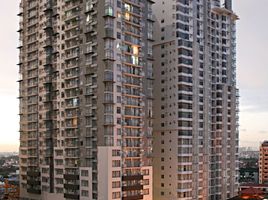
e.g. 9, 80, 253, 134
239, 167, 259, 184
239, 147, 259, 159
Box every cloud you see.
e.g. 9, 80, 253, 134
234, 0, 268, 119
258, 130, 268, 134
239, 88, 268, 114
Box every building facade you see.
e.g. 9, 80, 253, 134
259, 141, 268, 184
152, 0, 239, 199
18, 0, 153, 199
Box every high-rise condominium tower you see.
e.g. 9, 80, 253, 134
18, 0, 153, 199
152, 0, 239, 199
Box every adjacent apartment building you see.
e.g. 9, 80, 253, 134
259, 141, 268, 184
152, 0, 239, 199
18, 0, 153, 199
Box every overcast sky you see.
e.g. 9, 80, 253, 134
0, 1, 267, 151
234, 0, 268, 149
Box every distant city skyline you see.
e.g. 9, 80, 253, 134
0, 0, 268, 152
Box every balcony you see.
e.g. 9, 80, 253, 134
65, 21, 79, 31
124, 77, 141, 87
65, 51, 79, 60
85, 25, 95, 33
85, 44, 94, 54
103, 93, 114, 104
104, 27, 115, 39
44, 20, 53, 31
64, 193, 79, 200
27, 188, 41, 194
64, 183, 79, 190
27, 179, 41, 185
44, 38, 52, 48
123, 14, 141, 26
123, 141, 141, 148
65, 80, 79, 89
65, 130, 79, 138
66, 152, 79, 158
104, 49, 115, 61
122, 195, 143, 200
44, 1, 53, 12
65, 141, 79, 148
122, 184, 143, 191
122, 174, 143, 181
103, 71, 114, 82
64, 174, 79, 180
44, 56, 52, 66
27, 171, 40, 177
65, 11, 79, 22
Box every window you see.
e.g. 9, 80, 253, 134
81, 170, 88, 177
112, 171, 121, 178
112, 181, 121, 188
144, 179, 149, 185
143, 169, 149, 175
82, 190, 89, 197
117, 107, 121, 114
117, 32, 121, 39
112, 160, 121, 167
144, 189, 149, 195
112, 192, 121, 199
81, 180, 89, 187
117, 96, 121, 103
105, 5, 114, 16
112, 150, 120, 156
